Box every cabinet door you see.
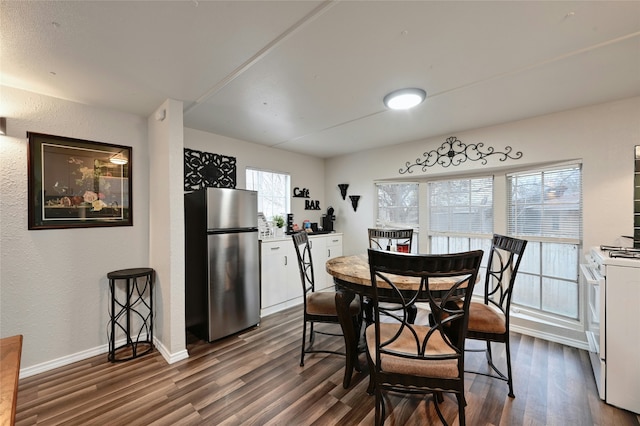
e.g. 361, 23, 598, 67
309, 235, 343, 291
326, 235, 343, 259
324, 235, 343, 290
285, 243, 303, 300
309, 236, 328, 290
261, 242, 290, 308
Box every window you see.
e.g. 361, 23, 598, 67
375, 182, 419, 252
246, 168, 290, 221
377, 165, 585, 338
507, 165, 582, 319
427, 176, 493, 295
375, 182, 419, 228
427, 176, 493, 254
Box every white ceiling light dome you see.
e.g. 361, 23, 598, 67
383, 88, 426, 110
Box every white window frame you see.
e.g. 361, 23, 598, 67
246, 167, 291, 222
507, 164, 583, 322
375, 163, 585, 335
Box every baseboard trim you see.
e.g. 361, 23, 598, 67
19, 335, 190, 379
20, 343, 110, 379
154, 338, 189, 364
510, 324, 589, 351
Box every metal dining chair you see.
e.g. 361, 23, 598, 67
366, 228, 416, 325
368, 228, 414, 253
291, 231, 361, 367
464, 234, 527, 398
366, 248, 484, 426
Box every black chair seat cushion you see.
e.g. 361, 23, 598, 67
307, 292, 360, 316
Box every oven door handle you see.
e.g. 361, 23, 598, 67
580, 263, 603, 284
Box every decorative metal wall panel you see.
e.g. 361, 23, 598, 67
635, 145, 639, 248
399, 136, 523, 174
184, 148, 236, 191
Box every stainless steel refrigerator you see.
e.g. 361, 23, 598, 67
184, 188, 260, 342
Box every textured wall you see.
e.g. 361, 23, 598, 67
0, 86, 150, 370
325, 96, 640, 256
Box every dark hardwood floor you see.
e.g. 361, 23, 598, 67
14, 306, 640, 425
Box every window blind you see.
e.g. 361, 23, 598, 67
375, 182, 419, 228
507, 165, 582, 241
428, 177, 493, 235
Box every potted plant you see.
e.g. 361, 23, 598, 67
273, 215, 285, 236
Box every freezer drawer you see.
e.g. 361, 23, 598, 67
206, 188, 257, 230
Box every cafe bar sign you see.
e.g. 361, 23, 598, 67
293, 187, 321, 210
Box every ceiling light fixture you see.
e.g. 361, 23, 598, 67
383, 88, 426, 110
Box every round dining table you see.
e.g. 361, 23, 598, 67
325, 253, 467, 389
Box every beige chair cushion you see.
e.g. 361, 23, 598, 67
307, 292, 360, 316
365, 323, 459, 379
467, 302, 506, 334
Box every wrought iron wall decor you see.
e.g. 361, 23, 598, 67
399, 136, 523, 174
635, 145, 639, 248
338, 184, 349, 200
349, 195, 360, 212
184, 148, 236, 191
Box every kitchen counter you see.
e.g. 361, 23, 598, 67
260, 232, 342, 243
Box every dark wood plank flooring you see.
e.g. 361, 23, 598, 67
14, 306, 640, 425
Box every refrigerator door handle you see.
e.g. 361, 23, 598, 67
285, 255, 288, 266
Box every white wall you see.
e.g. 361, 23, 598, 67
2, 83, 637, 371
326, 96, 640, 256
0, 86, 150, 372
148, 99, 188, 363
185, 128, 327, 227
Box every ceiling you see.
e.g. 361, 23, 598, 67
2, 1, 639, 159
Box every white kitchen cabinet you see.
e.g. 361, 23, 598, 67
260, 239, 301, 316
310, 234, 343, 291
260, 233, 343, 316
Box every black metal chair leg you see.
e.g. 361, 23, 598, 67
300, 320, 307, 366
506, 338, 515, 398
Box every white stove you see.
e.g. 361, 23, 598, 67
597, 245, 640, 262
582, 246, 640, 414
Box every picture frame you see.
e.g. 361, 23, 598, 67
27, 132, 132, 230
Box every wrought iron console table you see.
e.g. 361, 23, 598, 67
107, 267, 154, 362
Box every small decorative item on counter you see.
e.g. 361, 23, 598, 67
273, 215, 285, 229
303, 220, 312, 232
273, 215, 285, 236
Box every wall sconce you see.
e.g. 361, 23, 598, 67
0, 117, 6, 135
338, 184, 349, 200
349, 195, 360, 212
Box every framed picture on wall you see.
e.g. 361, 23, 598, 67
27, 132, 133, 230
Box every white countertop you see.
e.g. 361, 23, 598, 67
260, 232, 342, 243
